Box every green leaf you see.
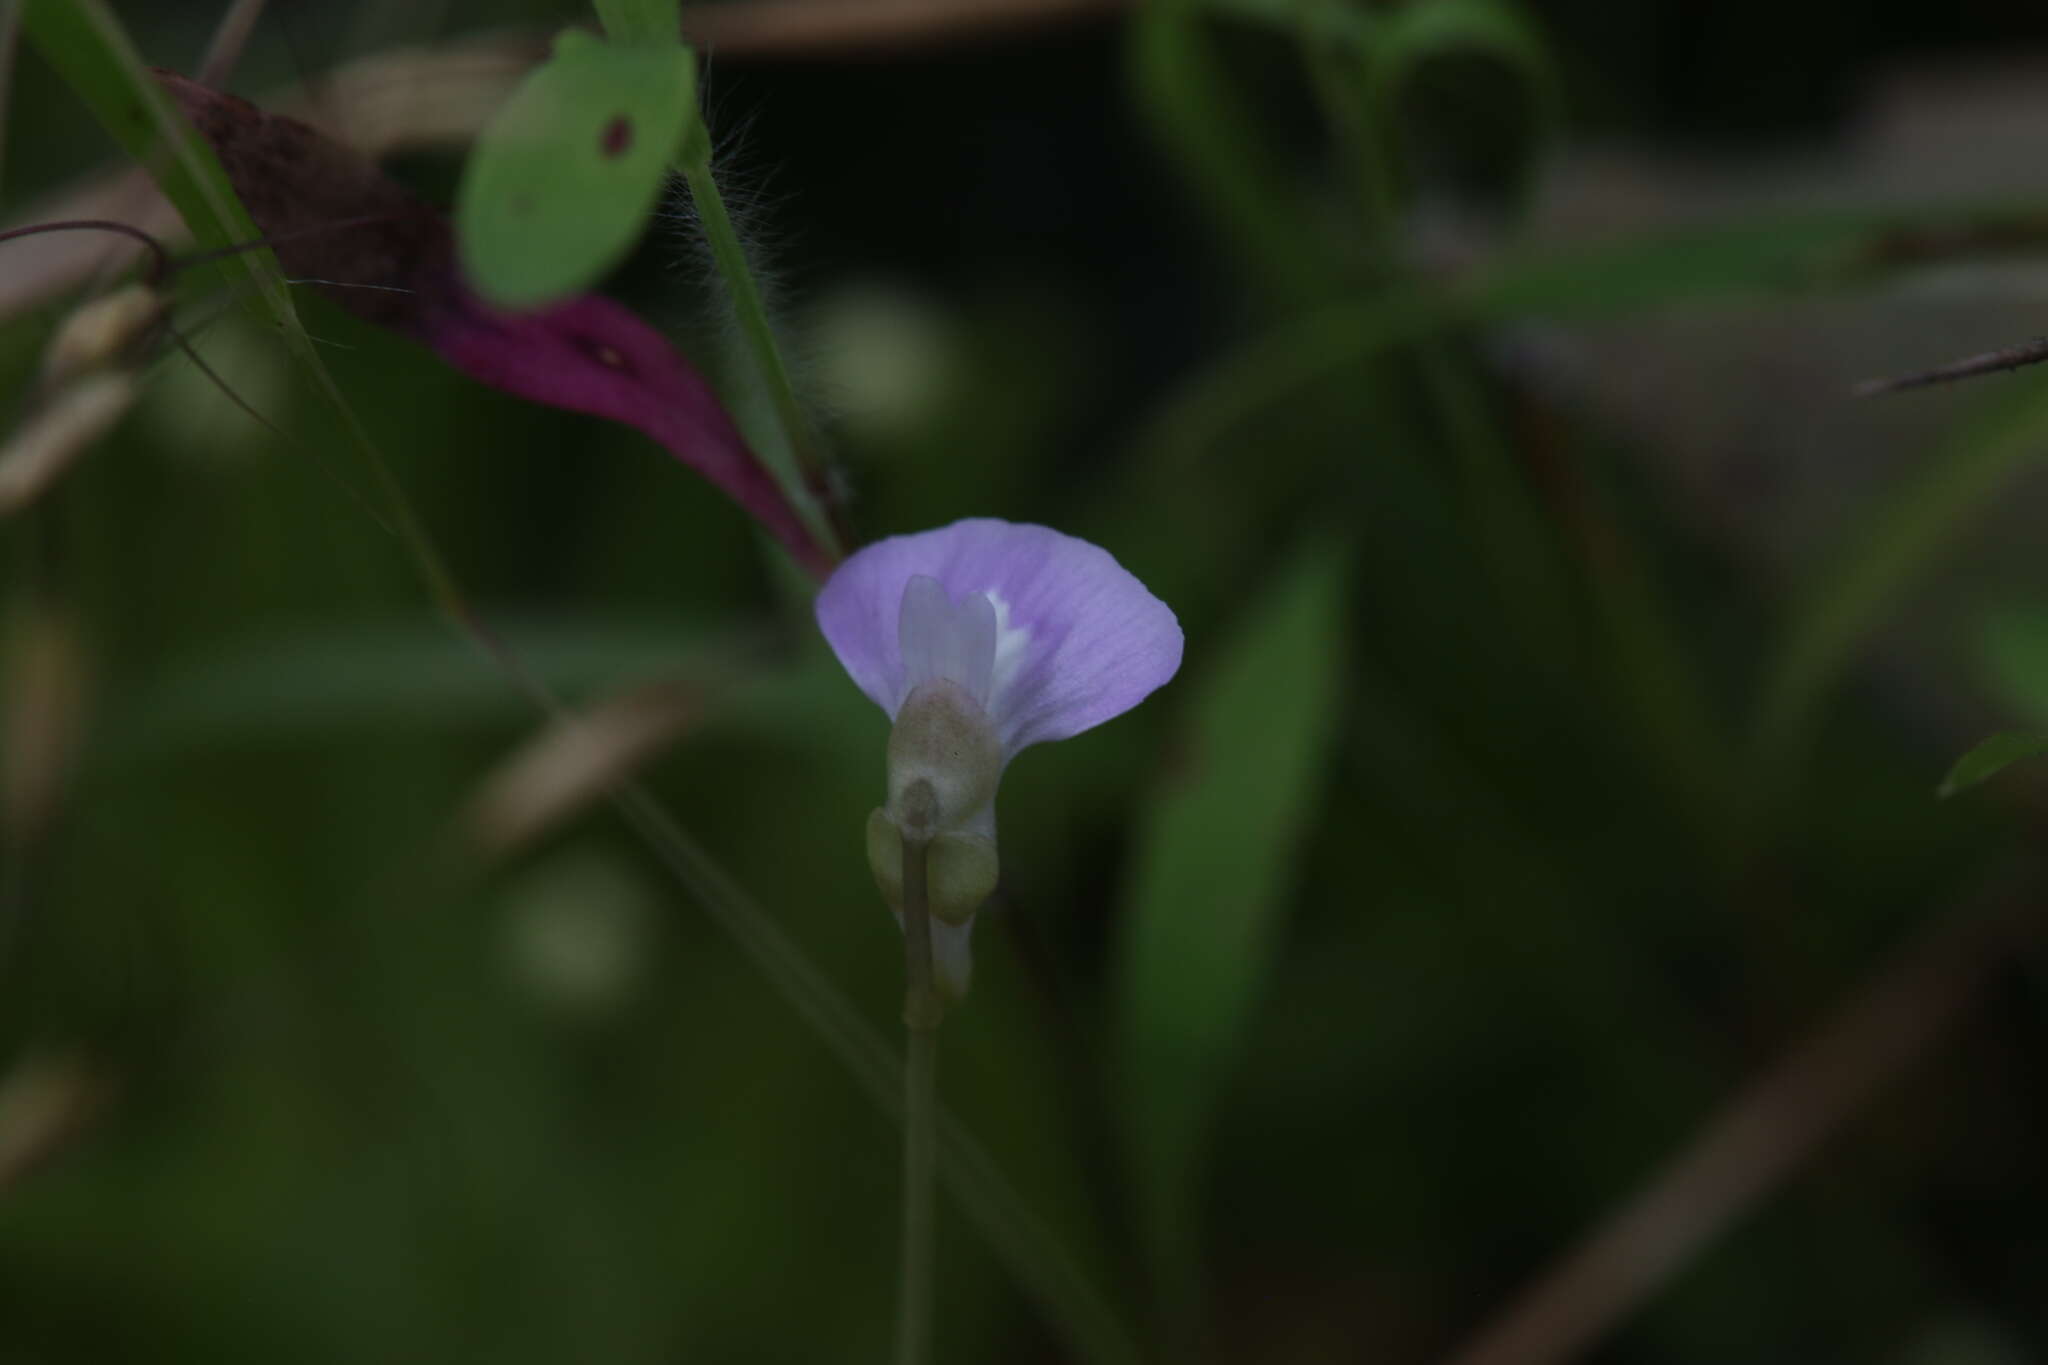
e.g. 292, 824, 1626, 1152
1113, 539, 1349, 1318
457, 30, 698, 307
592, 0, 680, 43
1936, 731, 2048, 799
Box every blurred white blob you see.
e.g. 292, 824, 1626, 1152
806, 280, 958, 442
135, 314, 293, 467
499, 848, 657, 1019
464, 682, 699, 860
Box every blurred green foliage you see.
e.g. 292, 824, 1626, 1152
3, 1, 2046, 1363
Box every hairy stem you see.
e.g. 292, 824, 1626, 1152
675, 127, 848, 561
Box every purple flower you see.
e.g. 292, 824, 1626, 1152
816, 519, 1182, 996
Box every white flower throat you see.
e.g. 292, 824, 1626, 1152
896, 574, 1029, 721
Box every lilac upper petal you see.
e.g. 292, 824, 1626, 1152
815, 519, 1183, 756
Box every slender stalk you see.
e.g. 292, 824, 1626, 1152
896, 828, 941, 1365
675, 128, 849, 560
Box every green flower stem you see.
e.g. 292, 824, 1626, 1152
896, 829, 942, 1365
675, 125, 849, 564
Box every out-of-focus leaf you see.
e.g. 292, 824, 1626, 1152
593, 0, 680, 43
1936, 731, 2048, 799
1983, 603, 2048, 726
90, 620, 737, 765
1138, 204, 2048, 472
22, 0, 286, 312
1371, 0, 1559, 216
457, 30, 698, 307
1756, 374, 2048, 763
1129, 0, 1330, 301
1113, 539, 1348, 1316
1363, 0, 1557, 116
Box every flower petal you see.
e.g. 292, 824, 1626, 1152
931, 914, 975, 1001
898, 574, 996, 707
815, 519, 1182, 755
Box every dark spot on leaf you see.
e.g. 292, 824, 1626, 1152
601, 117, 633, 159
570, 335, 634, 374
511, 192, 535, 217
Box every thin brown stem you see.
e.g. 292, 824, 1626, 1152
1854, 336, 2048, 397
195, 0, 266, 88
1433, 868, 2039, 1365
0, 219, 171, 283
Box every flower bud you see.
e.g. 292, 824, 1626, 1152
884, 680, 1001, 839
866, 810, 999, 928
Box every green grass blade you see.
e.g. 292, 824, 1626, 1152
1936, 731, 2048, 799
1753, 374, 2048, 776
1137, 201, 2048, 471
22, 0, 283, 309
1114, 538, 1349, 1330
1129, 0, 1331, 302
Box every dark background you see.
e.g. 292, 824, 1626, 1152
4, 1, 2048, 1362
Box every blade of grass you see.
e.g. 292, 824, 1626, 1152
1937, 731, 2048, 800
1136, 201, 2048, 473
24, 0, 467, 617
1129, 0, 1331, 303
1292, 0, 1577, 678
1115, 539, 1348, 1341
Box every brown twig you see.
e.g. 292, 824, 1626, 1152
1433, 868, 2041, 1365
1854, 336, 2048, 398
0, 1051, 110, 1200
196, 0, 267, 88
